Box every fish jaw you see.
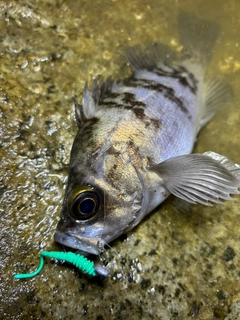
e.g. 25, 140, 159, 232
54, 217, 106, 255
54, 231, 103, 255
53, 202, 142, 255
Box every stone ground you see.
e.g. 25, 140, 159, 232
1, 0, 240, 319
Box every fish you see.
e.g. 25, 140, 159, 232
54, 12, 240, 256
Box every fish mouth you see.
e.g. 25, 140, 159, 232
54, 231, 102, 255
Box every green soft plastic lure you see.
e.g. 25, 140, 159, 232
14, 251, 110, 279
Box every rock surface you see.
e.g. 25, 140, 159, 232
1, 1, 240, 319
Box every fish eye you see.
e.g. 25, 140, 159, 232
67, 186, 100, 221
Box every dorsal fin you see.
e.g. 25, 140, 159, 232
126, 43, 176, 73
82, 77, 102, 120
198, 78, 233, 130
73, 96, 85, 127
74, 76, 116, 126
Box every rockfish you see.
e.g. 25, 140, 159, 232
54, 12, 240, 256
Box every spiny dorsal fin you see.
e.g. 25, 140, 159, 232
126, 43, 176, 73
82, 77, 102, 119
73, 96, 85, 127
74, 76, 116, 125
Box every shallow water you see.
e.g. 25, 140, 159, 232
1, 0, 240, 319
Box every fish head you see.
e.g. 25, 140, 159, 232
54, 129, 146, 255
54, 178, 144, 256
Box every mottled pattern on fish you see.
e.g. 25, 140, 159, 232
78, 67, 199, 168
54, 12, 240, 256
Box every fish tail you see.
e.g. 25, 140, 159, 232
178, 12, 233, 131
178, 11, 220, 66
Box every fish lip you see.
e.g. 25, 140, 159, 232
54, 231, 102, 255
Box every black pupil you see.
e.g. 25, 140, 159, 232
79, 198, 95, 214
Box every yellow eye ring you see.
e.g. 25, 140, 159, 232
67, 186, 100, 221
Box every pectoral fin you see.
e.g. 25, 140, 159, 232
149, 153, 240, 206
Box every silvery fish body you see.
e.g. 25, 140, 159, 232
54, 13, 240, 255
